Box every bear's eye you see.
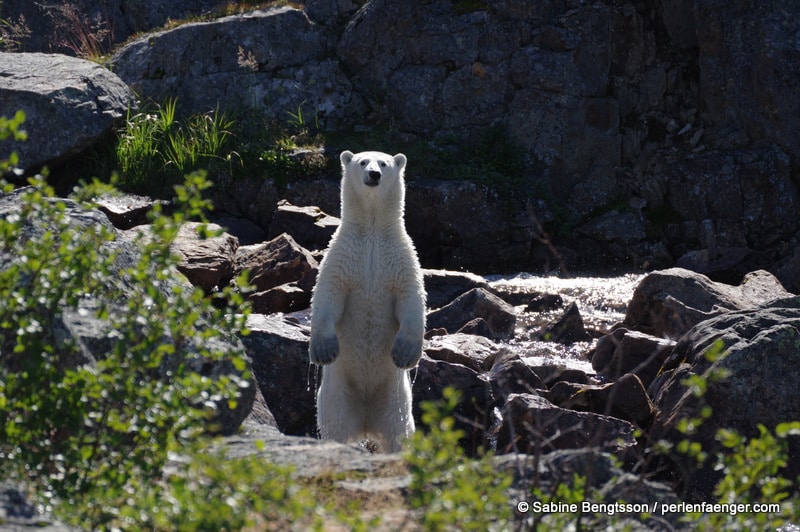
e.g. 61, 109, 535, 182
359, 160, 367, 166
379, 161, 387, 168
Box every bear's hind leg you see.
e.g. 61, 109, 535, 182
367, 375, 415, 453
317, 378, 365, 444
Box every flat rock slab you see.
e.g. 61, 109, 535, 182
0, 52, 134, 172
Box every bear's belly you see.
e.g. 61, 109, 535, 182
337, 290, 398, 360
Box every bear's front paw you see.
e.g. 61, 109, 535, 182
309, 334, 340, 365
391, 334, 423, 369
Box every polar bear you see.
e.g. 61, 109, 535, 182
309, 150, 426, 452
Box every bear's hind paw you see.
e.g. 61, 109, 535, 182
309, 335, 340, 365
391, 335, 423, 369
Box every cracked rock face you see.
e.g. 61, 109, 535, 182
0, 52, 134, 172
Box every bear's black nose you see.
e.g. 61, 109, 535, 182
367, 170, 381, 185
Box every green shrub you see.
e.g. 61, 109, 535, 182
0, 163, 254, 527
405, 387, 513, 530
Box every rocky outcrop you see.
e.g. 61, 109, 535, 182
4, 2, 800, 276
622, 267, 791, 337
111, 7, 363, 129
648, 296, 800, 499
0, 52, 134, 173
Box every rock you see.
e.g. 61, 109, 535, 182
412, 356, 492, 456
649, 296, 800, 499
554, 373, 654, 427
0, 481, 80, 531
774, 245, 800, 294
426, 288, 516, 337
240, 314, 317, 437
171, 222, 238, 292
662, 147, 800, 252
591, 328, 676, 385
576, 210, 647, 244
455, 317, 495, 339
406, 181, 534, 273
423, 333, 502, 372
488, 350, 546, 404
0, 52, 134, 172
534, 301, 592, 344
266, 200, 340, 252
248, 283, 311, 315
211, 214, 266, 246
94, 193, 170, 230
423, 268, 492, 310
623, 268, 792, 337
234, 233, 318, 310
111, 7, 364, 129
212, 176, 281, 234
694, 3, 800, 168
676, 246, 767, 285
494, 393, 636, 455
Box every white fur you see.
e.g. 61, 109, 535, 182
309, 150, 426, 452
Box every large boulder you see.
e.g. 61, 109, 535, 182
0, 52, 134, 172
111, 7, 364, 128
494, 393, 636, 455
648, 296, 800, 499
171, 222, 239, 292
240, 314, 317, 437
426, 287, 516, 338
622, 268, 791, 337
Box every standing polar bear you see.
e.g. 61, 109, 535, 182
309, 150, 426, 452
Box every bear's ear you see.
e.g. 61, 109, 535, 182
340, 150, 354, 165
393, 153, 407, 170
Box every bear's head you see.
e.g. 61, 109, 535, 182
340, 150, 407, 221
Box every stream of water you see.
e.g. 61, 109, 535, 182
487, 272, 645, 376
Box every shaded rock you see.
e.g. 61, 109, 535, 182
623, 267, 791, 337
267, 200, 340, 252
423, 333, 502, 372
234, 233, 319, 296
0, 481, 80, 531
494, 393, 636, 455
662, 147, 800, 251
423, 268, 492, 310
94, 193, 169, 230
0, 52, 134, 173
240, 314, 316, 437
171, 222, 238, 291
649, 296, 800, 499
412, 356, 492, 455
249, 283, 311, 315
534, 301, 592, 343
576, 210, 646, 244
211, 214, 266, 246
406, 181, 534, 273
111, 7, 363, 129
774, 245, 800, 294
591, 328, 676, 385
522, 354, 591, 388
554, 373, 654, 427
212, 176, 281, 234
676, 246, 765, 285
694, 4, 800, 170
488, 350, 546, 404
426, 287, 516, 337
455, 317, 495, 339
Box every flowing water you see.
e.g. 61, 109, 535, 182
487, 272, 645, 377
